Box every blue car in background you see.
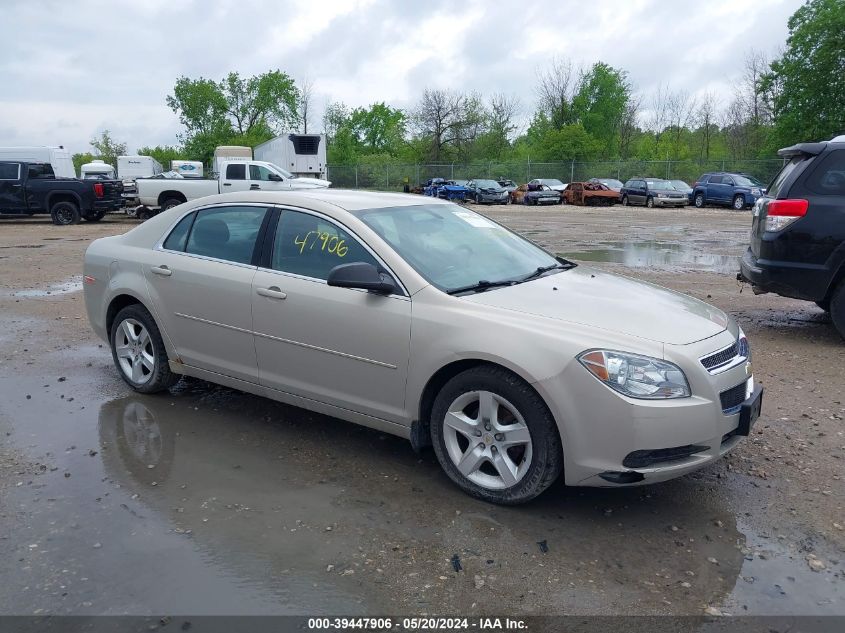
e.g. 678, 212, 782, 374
691, 172, 765, 210
423, 178, 469, 201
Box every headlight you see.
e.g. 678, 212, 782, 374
737, 327, 750, 360
578, 350, 691, 399
751, 188, 761, 196
657, 193, 667, 198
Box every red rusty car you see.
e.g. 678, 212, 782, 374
562, 181, 622, 206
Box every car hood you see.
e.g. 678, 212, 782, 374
463, 266, 729, 345
290, 177, 331, 189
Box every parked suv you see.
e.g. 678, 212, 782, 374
692, 172, 764, 210
739, 135, 845, 338
620, 178, 688, 208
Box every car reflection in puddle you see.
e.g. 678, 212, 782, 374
562, 241, 740, 274
94, 387, 764, 614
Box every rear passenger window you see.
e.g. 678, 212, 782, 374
709, 175, 723, 184
0, 163, 20, 180
226, 163, 246, 180
806, 150, 845, 195
271, 210, 380, 281
163, 212, 195, 252
184, 206, 267, 265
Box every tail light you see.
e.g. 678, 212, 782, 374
93, 183, 104, 198
765, 199, 808, 232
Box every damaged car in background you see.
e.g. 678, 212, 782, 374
83, 189, 763, 504
465, 179, 510, 205
562, 181, 621, 206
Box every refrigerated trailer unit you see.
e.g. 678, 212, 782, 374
253, 134, 326, 179
0, 146, 75, 178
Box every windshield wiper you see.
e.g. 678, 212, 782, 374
446, 279, 516, 296
518, 259, 576, 283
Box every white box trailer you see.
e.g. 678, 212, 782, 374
171, 160, 204, 178
117, 155, 163, 180
0, 146, 75, 178
212, 146, 252, 175
254, 134, 326, 178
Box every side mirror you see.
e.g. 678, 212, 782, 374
327, 262, 396, 295
268, 173, 283, 182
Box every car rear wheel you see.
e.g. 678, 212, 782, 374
830, 282, 845, 340
694, 193, 705, 208
110, 304, 180, 394
816, 298, 831, 312
50, 201, 80, 226
733, 194, 746, 210
430, 365, 563, 504
161, 198, 184, 211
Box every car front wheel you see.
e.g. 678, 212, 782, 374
733, 194, 746, 210
694, 193, 705, 208
430, 365, 562, 504
646, 196, 655, 208
110, 304, 180, 393
621, 195, 628, 206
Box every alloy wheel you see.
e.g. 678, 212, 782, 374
114, 318, 155, 384
442, 390, 533, 490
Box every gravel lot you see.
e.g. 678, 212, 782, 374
0, 205, 842, 616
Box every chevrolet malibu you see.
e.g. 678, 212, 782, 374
83, 190, 762, 504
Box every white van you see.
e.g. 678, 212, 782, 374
117, 155, 163, 180
0, 146, 75, 178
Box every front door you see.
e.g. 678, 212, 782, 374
0, 162, 26, 212
143, 204, 270, 383
252, 208, 411, 422
247, 163, 291, 192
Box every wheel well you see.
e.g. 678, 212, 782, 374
47, 193, 80, 209
824, 262, 845, 302
158, 191, 187, 206
106, 294, 143, 336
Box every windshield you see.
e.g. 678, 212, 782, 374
733, 175, 760, 187
646, 179, 675, 190
474, 179, 501, 188
540, 179, 564, 186
355, 204, 560, 293
670, 180, 690, 189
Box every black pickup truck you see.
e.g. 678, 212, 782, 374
0, 161, 123, 225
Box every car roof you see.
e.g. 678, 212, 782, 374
198, 188, 454, 212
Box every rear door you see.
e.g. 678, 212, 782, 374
144, 204, 270, 383
220, 163, 249, 193
707, 175, 728, 202
0, 162, 26, 211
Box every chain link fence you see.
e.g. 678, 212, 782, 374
326, 159, 786, 191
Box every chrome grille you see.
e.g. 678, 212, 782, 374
701, 343, 739, 371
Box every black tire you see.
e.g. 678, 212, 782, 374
505, 195, 511, 205
136, 208, 153, 221
733, 194, 746, 211
694, 193, 705, 208
50, 201, 80, 226
815, 298, 831, 312
621, 194, 629, 206
475, 194, 482, 205
110, 304, 180, 394
430, 365, 563, 505
830, 282, 845, 340
161, 198, 184, 211
646, 196, 655, 208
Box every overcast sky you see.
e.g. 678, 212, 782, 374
0, 0, 802, 157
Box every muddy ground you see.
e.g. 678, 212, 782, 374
0, 206, 842, 617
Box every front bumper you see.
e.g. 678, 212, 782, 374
475, 192, 508, 203
535, 330, 759, 486
654, 197, 688, 207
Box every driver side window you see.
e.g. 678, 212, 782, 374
271, 210, 380, 281
249, 164, 276, 181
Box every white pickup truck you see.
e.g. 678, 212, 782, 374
136, 160, 331, 212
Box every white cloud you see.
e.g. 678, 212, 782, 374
0, 0, 802, 156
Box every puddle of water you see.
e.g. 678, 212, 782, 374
0, 244, 44, 249
562, 240, 740, 273
11, 275, 83, 298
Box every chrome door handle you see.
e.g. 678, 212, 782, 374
256, 286, 286, 300
250, 184, 260, 190
151, 265, 172, 276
